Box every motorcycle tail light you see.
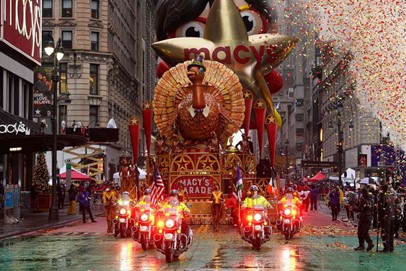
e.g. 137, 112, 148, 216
254, 213, 262, 221
140, 213, 149, 222
284, 209, 291, 216
119, 208, 126, 215
247, 215, 253, 222
157, 220, 165, 228
165, 218, 175, 228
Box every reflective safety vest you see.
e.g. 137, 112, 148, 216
242, 195, 270, 209
212, 191, 223, 204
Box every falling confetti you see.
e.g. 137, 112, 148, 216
276, 0, 406, 149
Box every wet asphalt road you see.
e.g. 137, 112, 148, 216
0, 217, 406, 271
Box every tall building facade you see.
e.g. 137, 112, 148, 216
41, 0, 157, 180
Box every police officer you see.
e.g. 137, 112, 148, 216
137, 188, 152, 207
353, 188, 374, 251
242, 185, 272, 237
378, 184, 396, 252
159, 190, 191, 246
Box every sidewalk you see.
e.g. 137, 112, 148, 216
0, 204, 105, 240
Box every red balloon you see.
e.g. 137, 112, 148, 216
156, 61, 170, 78
265, 70, 283, 94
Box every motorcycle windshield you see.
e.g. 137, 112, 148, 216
252, 205, 265, 211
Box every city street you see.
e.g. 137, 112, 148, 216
1, 208, 405, 271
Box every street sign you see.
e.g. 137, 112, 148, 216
301, 160, 337, 168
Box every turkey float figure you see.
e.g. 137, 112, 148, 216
153, 55, 245, 145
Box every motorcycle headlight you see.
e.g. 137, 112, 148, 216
254, 213, 262, 221
157, 220, 164, 228
284, 209, 291, 216
165, 218, 175, 228
119, 208, 127, 215
140, 213, 149, 222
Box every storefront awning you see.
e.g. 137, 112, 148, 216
0, 134, 88, 154
0, 108, 87, 154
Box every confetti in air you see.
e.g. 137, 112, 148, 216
278, 0, 405, 149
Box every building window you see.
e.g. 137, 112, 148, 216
59, 105, 67, 132
91, 0, 100, 19
42, 31, 53, 52
89, 64, 99, 95
59, 63, 68, 94
91, 32, 99, 51
43, 0, 53, 17
296, 128, 305, 136
61, 31, 73, 49
89, 105, 99, 128
62, 0, 73, 17
295, 113, 304, 121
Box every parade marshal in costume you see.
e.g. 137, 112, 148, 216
211, 183, 224, 232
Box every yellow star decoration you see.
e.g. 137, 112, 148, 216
143, 101, 152, 110
174, 155, 193, 171
197, 155, 219, 171
151, 0, 298, 111
266, 115, 276, 124
243, 91, 253, 99
128, 115, 140, 125
255, 100, 264, 109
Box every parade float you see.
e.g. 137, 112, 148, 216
126, 0, 298, 224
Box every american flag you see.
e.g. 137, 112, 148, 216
150, 163, 165, 205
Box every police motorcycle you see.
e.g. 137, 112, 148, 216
154, 193, 193, 263
240, 205, 271, 250
134, 204, 155, 250
276, 193, 301, 240
113, 192, 135, 238
239, 185, 272, 250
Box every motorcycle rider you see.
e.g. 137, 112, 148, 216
158, 189, 191, 246
137, 188, 153, 207
114, 191, 135, 237
241, 185, 272, 237
134, 189, 153, 240
102, 185, 117, 233
277, 187, 302, 229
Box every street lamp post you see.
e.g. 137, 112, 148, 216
45, 38, 64, 222
329, 100, 353, 188
285, 140, 289, 181
336, 112, 343, 188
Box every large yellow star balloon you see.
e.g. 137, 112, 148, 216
152, 0, 299, 114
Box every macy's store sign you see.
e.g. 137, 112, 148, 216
0, 0, 42, 65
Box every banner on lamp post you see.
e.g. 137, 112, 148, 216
142, 101, 153, 157
254, 99, 267, 158
128, 115, 141, 166
243, 90, 253, 136
265, 115, 278, 166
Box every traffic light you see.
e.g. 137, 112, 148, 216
336, 143, 343, 152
